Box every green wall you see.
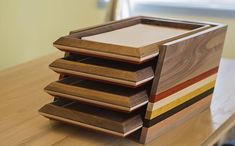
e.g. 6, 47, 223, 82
0, 0, 106, 70
1, 1, 234, 70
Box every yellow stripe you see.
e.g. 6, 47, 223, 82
145, 80, 215, 120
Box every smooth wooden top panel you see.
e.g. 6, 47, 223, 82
1, 52, 234, 146
82, 24, 190, 47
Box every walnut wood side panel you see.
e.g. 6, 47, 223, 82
150, 24, 227, 101
141, 24, 227, 144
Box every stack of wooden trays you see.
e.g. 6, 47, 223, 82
39, 16, 227, 144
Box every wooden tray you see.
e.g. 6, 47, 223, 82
53, 16, 210, 63
44, 77, 149, 112
49, 54, 154, 87
39, 100, 143, 137
39, 16, 227, 144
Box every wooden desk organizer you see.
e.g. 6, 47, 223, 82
39, 16, 227, 144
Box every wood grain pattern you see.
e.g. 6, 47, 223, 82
38, 17, 226, 144
39, 100, 143, 137
141, 22, 227, 143
45, 77, 149, 112
150, 24, 227, 101
54, 16, 210, 63
49, 55, 154, 87
0, 52, 234, 146
140, 94, 212, 144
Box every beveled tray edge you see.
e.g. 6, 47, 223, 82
39, 112, 143, 137
45, 89, 149, 112
49, 66, 154, 87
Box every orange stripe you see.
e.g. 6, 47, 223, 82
150, 67, 218, 102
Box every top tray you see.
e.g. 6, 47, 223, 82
54, 16, 210, 64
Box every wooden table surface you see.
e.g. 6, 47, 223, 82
0, 52, 235, 146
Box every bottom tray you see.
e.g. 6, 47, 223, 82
39, 100, 143, 137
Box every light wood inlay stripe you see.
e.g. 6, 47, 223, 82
144, 88, 214, 127
147, 74, 217, 111
145, 80, 215, 120
140, 94, 212, 143
150, 67, 218, 102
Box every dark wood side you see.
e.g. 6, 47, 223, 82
140, 23, 227, 143
149, 24, 227, 101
